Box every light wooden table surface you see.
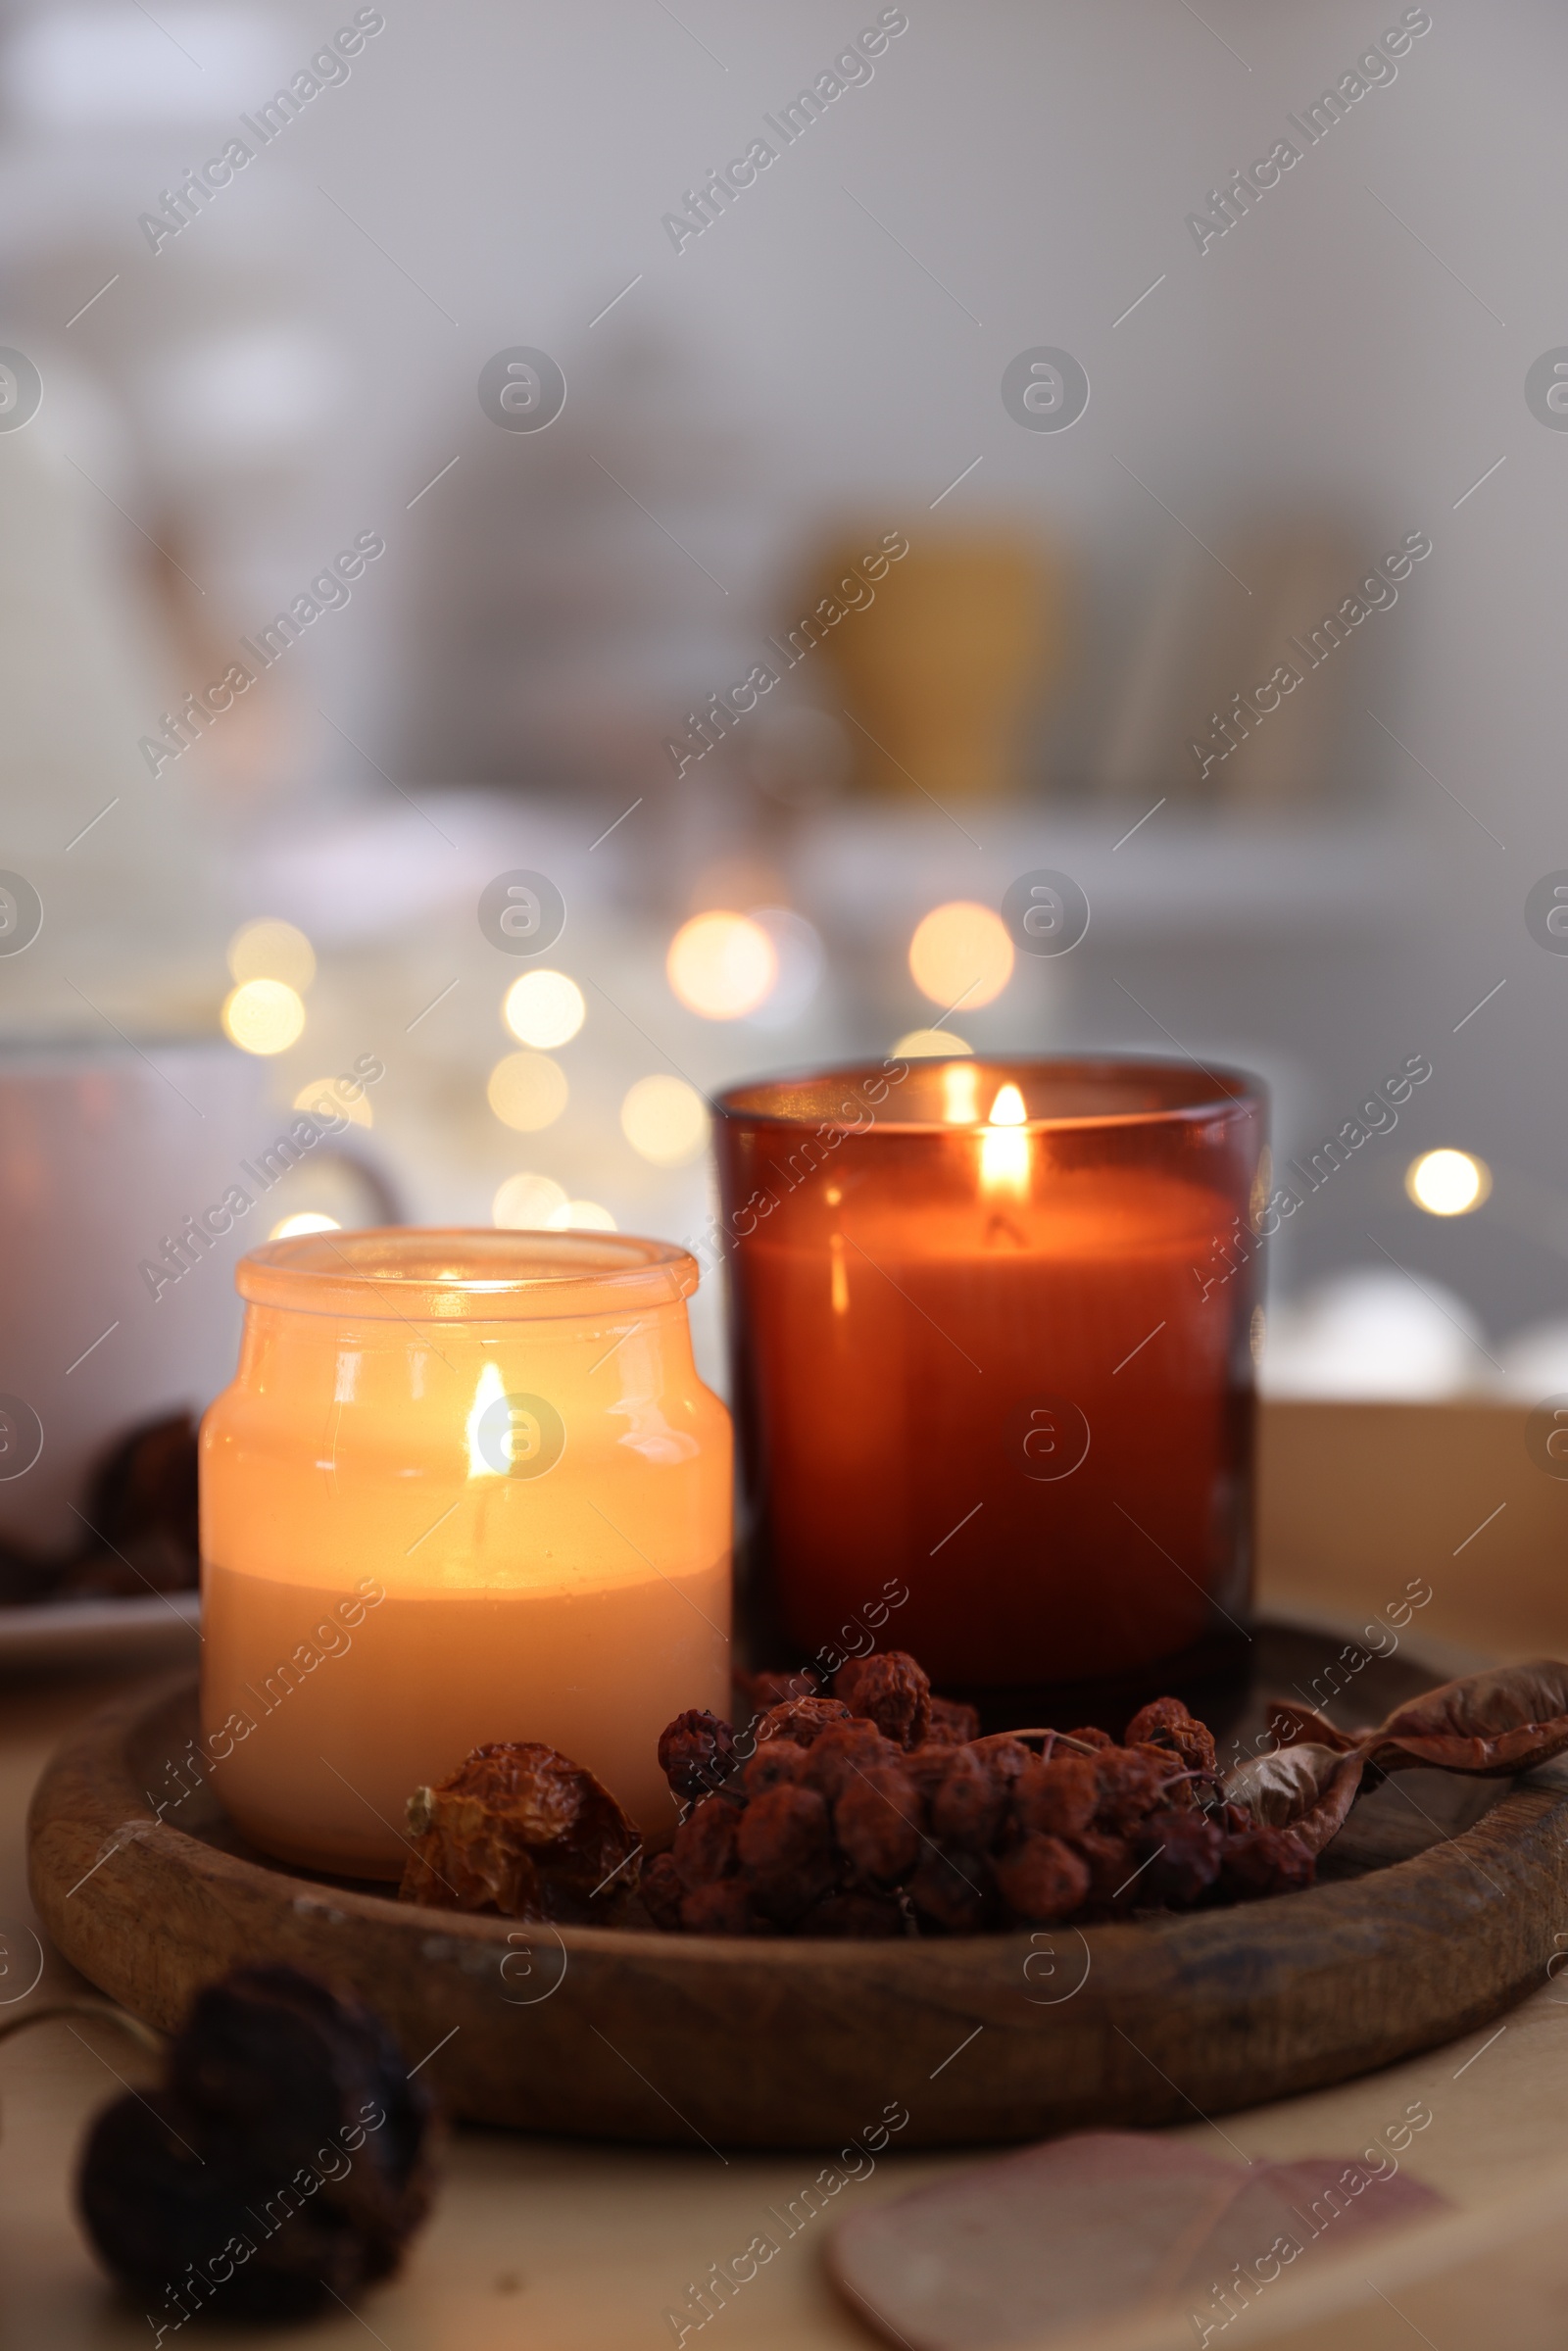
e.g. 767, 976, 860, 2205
5, 1399, 1568, 2351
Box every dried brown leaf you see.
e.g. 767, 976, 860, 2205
1225, 1741, 1365, 1855
1365, 1660, 1568, 1776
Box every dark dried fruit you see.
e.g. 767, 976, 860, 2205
1013, 1753, 1098, 1841
1125, 1696, 1218, 1779
77, 1965, 433, 2323
800, 1721, 904, 1804
1073, 1830, 1135, 1913
1130, 1810, 1224, 1908
639, 1850, 686, 1931
1094, 1746, 1171, 1834
758, 1694, 855, 1748
658, 1708, 737, 1804
931, 1745, 1006, 1850
680, 1879, 759, 1935
399, 1741, 640, 1922
994, 1834, 1092, 1925
927, 1695, 981, 1745
835, 1766, 922, 1886
672, 1794, 741, 1888
908, 1841, 991, 1935
737, 1784, 836, 1922
1220, 1824, 1316, 1901
834, 1650, 933, 1749
1066, 1725, 1115, 1751
743, 1740, 807, 1797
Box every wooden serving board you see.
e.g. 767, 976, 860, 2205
27, 1627, 1568, 2151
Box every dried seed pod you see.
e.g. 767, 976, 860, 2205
78, 1965, 433, 2323
1220, 1824, 1316, 1901
931, 1746, 1006, 1850
994, 1834, 1092, 1925
399, 1741, 639, 1922
1129, 1810, 1224, 1908
926, 1695, 981, 1746
639, 1851, 686, 1931
1066, 1725, 1114, 1751
1012, 1754, 1098, 1842
737, 1784, 836, 1923
737, 1666, 821, 1712
834, 1651, 933, 1749
658, 1708, 737, 1804
672, 1794, 741, 1889
834, 1765, 922, 1886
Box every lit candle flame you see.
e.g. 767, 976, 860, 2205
980, 1082, 1031, 1198
466, 1360, 509, 1479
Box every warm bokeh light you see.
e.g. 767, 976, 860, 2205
666, 910, 777, 1019
1406, 1149, 1492, 1216
487, 1052, 568, 1132
227, 917, 316, 993
492, 1172, 569, 1229
894, 1028, 973, 1058
294, 1078, 372, 1129
908, 901, 1014, 1010
503, 969, 586, 1049
940, 1062, 981, 1124
222, 978, 305, 1055
270, 1211, 340, 1239
989, 1082, 1028, 1125
620, 1074, 710, 1166
546, 1200, 617, 1232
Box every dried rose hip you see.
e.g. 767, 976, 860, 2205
1130, 1810, 1224, 1908
926, 1695, 981, 1745
639, 1850, 686, 1931
994, 1834, 1092, 1925
680, 1880, 758, 1935
834, 1651, 933, 1749
78, 1966, 433, 2322
930, 1746, 1006, 1850
908, 1841, 992, 1935
1126, 1696, 1219, 1779
743, 1741, 807, 1797
800, 1721, 904, 1804
758, 1694, 855, 1748
1012, 1753, 1098, 1841
835, 1766, 921, 1886
1093, 1745, 1171, 1834
399, 1741, 640, 1923
1066, 1725, 1114, 1751
1073, 1829, 1135, 1913
737, 1784, 836, 1923
672, 1794, 741, 1888
658, 1709, 737, 1804
1220, 1824, 1316, 1901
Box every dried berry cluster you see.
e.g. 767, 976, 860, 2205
77, 1966, 434, 2322
640, 1654, 1314, 1938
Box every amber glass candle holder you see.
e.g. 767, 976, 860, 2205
714, 1057, 1266, 1724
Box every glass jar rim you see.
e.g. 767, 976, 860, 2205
235, 1227, 699, 1320
713, 1053, 1263, 1135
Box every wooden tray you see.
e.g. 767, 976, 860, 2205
27, 1626, 1568, 2151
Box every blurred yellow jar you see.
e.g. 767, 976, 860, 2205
200, 1230, 732, 1878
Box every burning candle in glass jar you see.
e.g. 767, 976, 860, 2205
715, 1057, 1265, 1715
200, 1232, 731, 1878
